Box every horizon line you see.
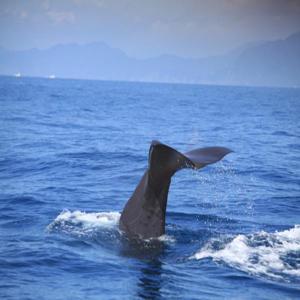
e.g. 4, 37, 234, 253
0, 73, 298, 90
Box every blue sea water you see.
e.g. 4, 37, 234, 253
0, 76, 300, 299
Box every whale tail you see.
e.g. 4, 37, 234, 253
119, 141, 232, 239
149, 140, 232, 177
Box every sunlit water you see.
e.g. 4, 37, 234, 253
0, 76, 299, 299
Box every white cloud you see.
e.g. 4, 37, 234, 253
47, 10, 76, 24
20, 10, 28, 19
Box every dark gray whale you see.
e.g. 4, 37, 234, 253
119, 141, 232, 239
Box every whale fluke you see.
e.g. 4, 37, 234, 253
119, 141, 232, 239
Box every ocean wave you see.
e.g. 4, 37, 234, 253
191, 225, 300, 282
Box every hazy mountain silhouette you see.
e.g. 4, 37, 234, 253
0, 32, 299, 87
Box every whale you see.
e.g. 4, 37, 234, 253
119, 140, 232, 239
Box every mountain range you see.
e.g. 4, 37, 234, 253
0, 32, 299, 87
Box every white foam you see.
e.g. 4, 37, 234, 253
47, 210, 175, 243
143, 234, 176, 243
191, 225, 300, 280
47, 210, 121, 235
158, 234, 176, 243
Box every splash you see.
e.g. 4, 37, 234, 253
47, 210, 121, 236
47, 210, 175, 243
143, 234, 176, 244
191, 225, 300, 281
157, 234, 176, 243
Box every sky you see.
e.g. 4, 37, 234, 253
0, 0, 300, 59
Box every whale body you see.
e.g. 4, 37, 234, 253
119, 141, 232, 239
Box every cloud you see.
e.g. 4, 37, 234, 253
20, 10, 28, 19
47, 10, 75, 24
0, 0, 299, 57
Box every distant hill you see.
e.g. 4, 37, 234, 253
0, 32, 299, 87
224, 32, 300, 87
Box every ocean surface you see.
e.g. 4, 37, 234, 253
0, 76, 299, 300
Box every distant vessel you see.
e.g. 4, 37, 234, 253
14, 72, 21, 77
48, 75, 56, 79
